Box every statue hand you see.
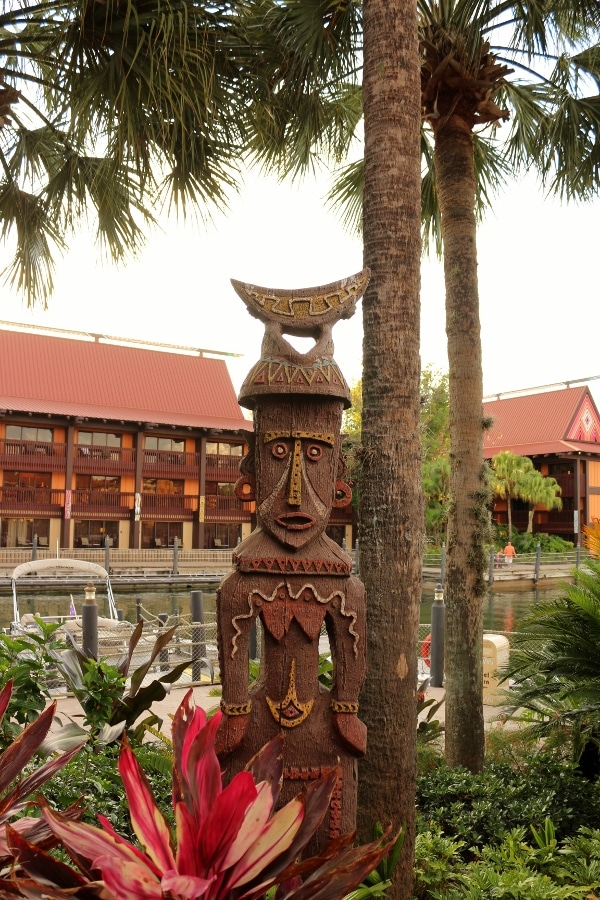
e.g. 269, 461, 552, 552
215, 712, 250, 757
333, 713, 367, 756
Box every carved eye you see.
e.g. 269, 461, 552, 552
306, 444, 322, 461
272, 442, 289, 459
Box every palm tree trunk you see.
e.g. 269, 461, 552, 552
358, 0, 422, 895
434, 113, 488, 773
507, 495, 513, 541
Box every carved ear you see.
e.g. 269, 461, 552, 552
235, 474, 256, 502
333, 479, 352, 508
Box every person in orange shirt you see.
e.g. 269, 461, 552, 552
503, 541, 516, 565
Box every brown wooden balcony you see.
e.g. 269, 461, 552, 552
71, 490, 134, 519
139, 493, 199, 521
141, 450, 200, 479
0, 439, 66, 472
74, 446, 136, 475
205, 453, 242, 482
204, 494, 253, 523
0, 486, 65, 517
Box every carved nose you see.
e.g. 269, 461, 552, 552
287, 439, 303, 506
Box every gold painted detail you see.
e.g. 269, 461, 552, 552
263, 431, 335, 445
288, 439, 302, 506
220, 699, 252, 716
266, 659, 313, 728
331, 700, 359, 714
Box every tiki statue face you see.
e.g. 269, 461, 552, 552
254, 398, 343, 549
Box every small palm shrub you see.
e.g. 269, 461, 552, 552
501, 558, 600, 769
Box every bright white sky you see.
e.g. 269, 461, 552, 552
1, 166, 599, 409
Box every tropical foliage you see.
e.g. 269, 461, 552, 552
501, 558, 600, 768
0, 619, 66, 747
0, 680, 84, 865
7, 690, 395, 899
51, 619, 189, 745
490, 451, 562, 541
0, 0, 254, 305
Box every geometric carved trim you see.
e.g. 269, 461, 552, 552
283, 765, 343, 839
235, 555, 352, 576
567, 395, 600, 443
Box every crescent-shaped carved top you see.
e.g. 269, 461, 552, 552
230, 268, 370, 333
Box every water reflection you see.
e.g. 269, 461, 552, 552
2, 581, 569, 632
421, 583, 565, 633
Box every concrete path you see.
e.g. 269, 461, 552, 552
49, 682, 505, 739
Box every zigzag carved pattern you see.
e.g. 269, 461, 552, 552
236, 556, 352, 576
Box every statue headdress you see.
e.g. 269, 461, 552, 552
232, 269, 370, 410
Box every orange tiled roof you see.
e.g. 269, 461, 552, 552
483, 386, 600, 458
0, 328, 250, 432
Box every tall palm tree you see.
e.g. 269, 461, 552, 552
0, 0, 250, 305
491, 450, 535, 540
521, 469, 562, 533
357, 0, 422, 894
246, 0, 600, 773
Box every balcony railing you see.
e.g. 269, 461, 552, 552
205, 454, 242, 483
0, 440, 66, 472
142, 450, 200, 479
204, 494, 253, 523
74, 446, 136, 475
71, 490, 134, 519
0, 486, 65, 517
139, 493, 198, 521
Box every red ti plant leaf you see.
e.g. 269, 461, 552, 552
10, 691, 394, 900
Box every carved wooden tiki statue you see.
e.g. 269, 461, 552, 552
215, 269, 370, 851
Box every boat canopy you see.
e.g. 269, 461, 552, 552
11, 558, 118, 624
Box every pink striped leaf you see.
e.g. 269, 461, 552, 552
196, 771, 258, 874
95, 856, 163, 899
118, 738, 175, 872
219, 780, 274, 871
41, 803, 160, 877
225, 794, 305, 890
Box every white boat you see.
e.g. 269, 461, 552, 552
11, 557, 119, 631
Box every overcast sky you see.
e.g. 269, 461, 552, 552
1, 167, 598, 408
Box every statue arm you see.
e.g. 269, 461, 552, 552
328, 579, 367, 755
215, 575, 255, 756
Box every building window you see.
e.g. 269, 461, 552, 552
78, 431, 122, 447
1, 518, 50, 548
142, 478, 184, 494
75, 475, 120, 493
548, 462, 573, 476
145, 436, 185, 453
206, 441, 244, 457
203, 523, 241, 549
74, 521, 118, 548
6, 425, 53, 443
205, 482, 236, 497
141, 521, 183, 548
4, 471, 50, 490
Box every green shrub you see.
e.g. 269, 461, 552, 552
40, 740, 173, 841
416, 755, 600, 856
412, 823, 600, 899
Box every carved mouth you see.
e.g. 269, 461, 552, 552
275, 513, 316, 531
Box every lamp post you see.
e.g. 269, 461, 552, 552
82, 581, 98, 659
430, 582, 445, 688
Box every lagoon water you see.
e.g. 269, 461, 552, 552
1, 580, 568, 633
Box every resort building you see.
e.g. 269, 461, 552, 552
0, 323, 256, 550
483, 384, 600, 542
